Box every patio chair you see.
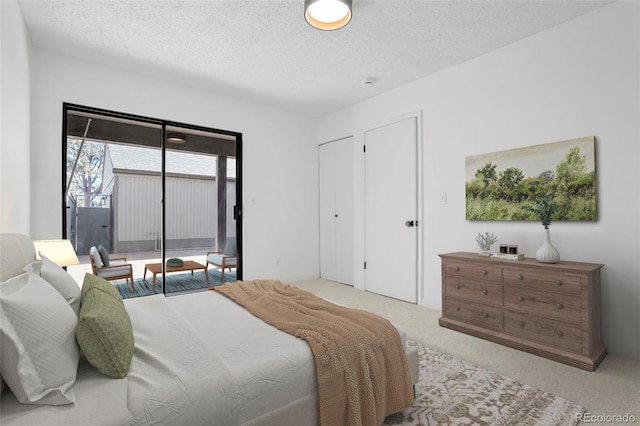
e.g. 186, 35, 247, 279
206, 237, 237, 282
89, 245, 135, 291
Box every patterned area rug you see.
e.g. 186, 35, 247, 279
113, 269, 237, 299
384, 341, 585, 425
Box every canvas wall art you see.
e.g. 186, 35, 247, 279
465, 136, 597, 222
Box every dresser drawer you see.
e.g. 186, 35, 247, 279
504, 310, 582, 353
445, 277, 502, 307
445, 298, 502, 331
444, 261, 502, 282
504, 286, 581, 323
503, 267, 581, 295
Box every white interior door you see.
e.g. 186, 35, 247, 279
319, 142, 337, 280
364, 117, 417, 302
319, 138, 354, 285
334, 138, 354, 284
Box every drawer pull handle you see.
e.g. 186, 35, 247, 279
556, 280, 563, 286
518, 321, 525, 327
455, 284, 460, 290
517, 274, 524, 280
556, 303, 563, 309
482, 270, 488, 275
455, 266, 460, 271
518, 296, 524, 302
455, 306, 461, 311
482, 289, 488, 295
483, 313, 489, 318
556, 330, 564, 337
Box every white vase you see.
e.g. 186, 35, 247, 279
536, 228, 560, 263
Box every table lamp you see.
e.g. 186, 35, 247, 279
32, 239, 80, 267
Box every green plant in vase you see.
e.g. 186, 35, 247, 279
523, 194, 566, 263
523, 194, 559, 229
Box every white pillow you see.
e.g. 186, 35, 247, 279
24, 253, 81, 316
24, 255, 81, 316
89, 246, 103, 268
0, 272, 79, 405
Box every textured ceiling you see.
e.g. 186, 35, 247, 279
19, 1, 611, 117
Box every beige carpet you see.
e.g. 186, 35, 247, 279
384, 341, 584, 425
292, 279, 640, 425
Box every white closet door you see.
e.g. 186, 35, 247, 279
319, 138, 354, 285
334, 138, 354, 284
364, 118, 417, 302
319, 142, 337, 281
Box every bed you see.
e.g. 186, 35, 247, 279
0, 233, 418, 425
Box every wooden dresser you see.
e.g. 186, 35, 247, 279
439, 252, 606, 371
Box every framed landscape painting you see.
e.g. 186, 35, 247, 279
465, 136, 597, 222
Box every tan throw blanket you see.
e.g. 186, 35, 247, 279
212, 280, 414, 426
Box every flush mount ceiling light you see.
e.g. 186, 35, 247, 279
166, 132, 186, 144
305, 0, 352, 31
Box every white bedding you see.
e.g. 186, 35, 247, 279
1, 291, 318, 425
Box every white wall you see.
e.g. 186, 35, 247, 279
6, 0, 638, 360
28, 48, 319, 282
0, 0, 31, 235
317, 2, 640, 360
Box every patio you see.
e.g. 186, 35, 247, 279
67, 248, 236, 291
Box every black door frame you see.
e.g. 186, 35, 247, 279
62, 103, 243, 286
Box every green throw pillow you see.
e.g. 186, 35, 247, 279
76, 274, 134, 378
81, 273, 121, 303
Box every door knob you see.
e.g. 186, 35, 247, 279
405, 220, 416, 227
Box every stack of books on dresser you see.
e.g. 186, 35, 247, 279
490, 252, 525, 260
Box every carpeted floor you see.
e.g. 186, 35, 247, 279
113, 269, 236, 299
293, 279, 640, 425
384, 341, 585, 425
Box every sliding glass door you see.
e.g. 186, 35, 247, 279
63, 104, 242, 298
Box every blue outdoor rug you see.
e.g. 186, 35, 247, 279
113, 269, 237, 299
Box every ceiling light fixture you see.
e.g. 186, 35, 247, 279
166, 132, 186, 144
305, 0, 352, 31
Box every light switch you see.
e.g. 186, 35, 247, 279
440, 192, 447, 205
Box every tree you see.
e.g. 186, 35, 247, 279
66, 138, 105, 207
465, 175, 485, 199
556, 147, 587, 185
539, 169, 555, 182
498, 167, 524, 189
475, 162, 497, 187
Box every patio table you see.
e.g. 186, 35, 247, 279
143, 260, 209, 292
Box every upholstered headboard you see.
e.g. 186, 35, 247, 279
0, 233, 36, 282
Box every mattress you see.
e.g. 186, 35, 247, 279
0, 291, 318, 425
1, 290, 409, 425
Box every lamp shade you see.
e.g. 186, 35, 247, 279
33, 239, 80, 267
305, 0, 352, 31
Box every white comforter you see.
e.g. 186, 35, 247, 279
1, 291, 318, 425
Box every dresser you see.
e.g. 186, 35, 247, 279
439, 252, 606, 371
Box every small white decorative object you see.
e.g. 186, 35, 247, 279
536, 228, 560, 263
476, 232, 498, 256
